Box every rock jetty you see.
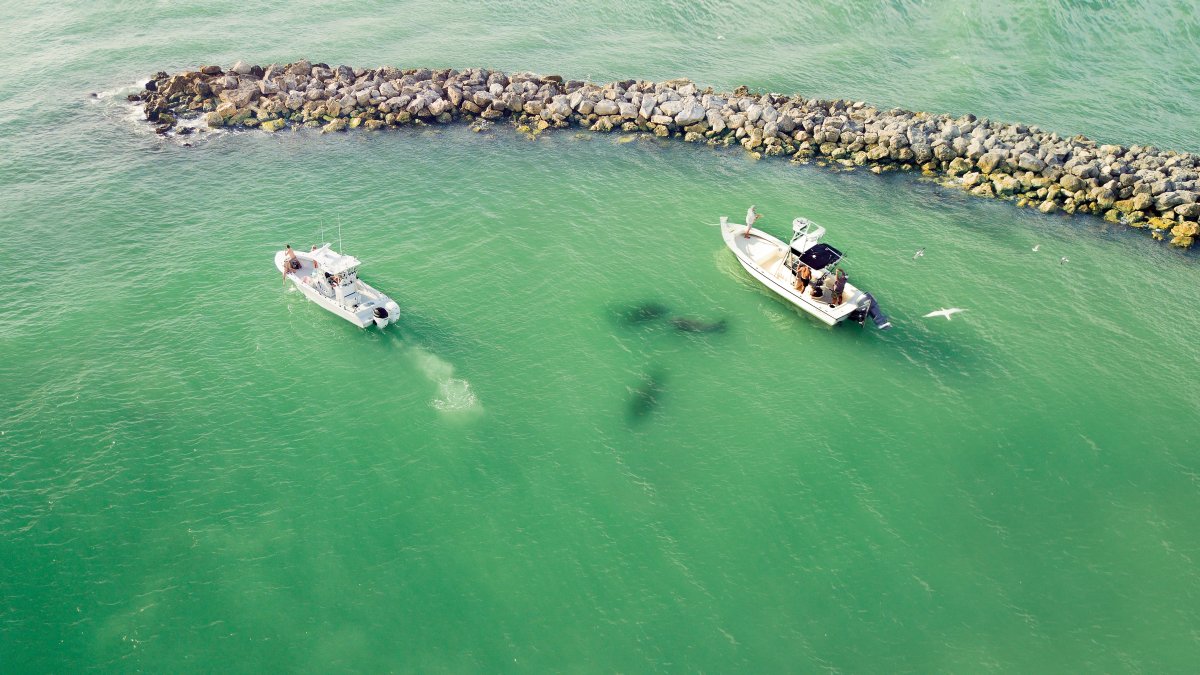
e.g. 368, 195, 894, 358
133, 61, 1199, 248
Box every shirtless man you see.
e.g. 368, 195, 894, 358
793, 264, 811, 292
282, 244, 299, 278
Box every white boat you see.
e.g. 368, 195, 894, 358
274, 244, 400, 329
721, 213, 891, 329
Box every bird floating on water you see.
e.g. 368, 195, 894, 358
923, 308, 966, 320
1032, 244, 1040, 252
913, 247, 925, 260
716, 35, 725, 40
1059, 256, 1069, 264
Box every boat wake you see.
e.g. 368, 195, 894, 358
408, 346, 481, 414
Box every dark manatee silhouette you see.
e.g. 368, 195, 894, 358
669, 317, 728, 334
627, 369, 666, 421
618, 301, 670, 325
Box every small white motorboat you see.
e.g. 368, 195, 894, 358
274, 244, 400, 329
721, 213, 891, 329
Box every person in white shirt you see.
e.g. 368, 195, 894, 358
743, 205, 761, 238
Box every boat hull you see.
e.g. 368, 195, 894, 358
721, 222, 864, 327
275, 250, 399, 329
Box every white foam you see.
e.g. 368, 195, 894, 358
409, 346, 482, 414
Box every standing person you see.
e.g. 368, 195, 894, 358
793, 264, 811, 292
743, 205, 761, 238
282, 244, 299, 278
831, 268, 847, 307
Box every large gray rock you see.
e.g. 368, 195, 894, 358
380, 81, 398, 98
287, 60, 312, 77
618, 101, 638, 118
1155, 191, 1197, 210
231, 60, 253, 75
1018, 152, 1045, 172
706, 109, 726, 133
639, 94, 656, 118
1175, 202, 1200, 218
977, 151, 1005, 174
548, 96, 572, 118
1060, 174, 1085, 192
659, 99, 684, 117
593, 99, 619, 115
674, 99, 706, 126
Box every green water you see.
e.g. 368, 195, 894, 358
3, 2, 1200, 672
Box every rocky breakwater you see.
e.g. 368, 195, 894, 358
134, 61, 1199, 249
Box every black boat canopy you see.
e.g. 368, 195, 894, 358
791, 243, 843, 270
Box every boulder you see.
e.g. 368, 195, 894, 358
674, 99, 706, 126
593, 100, 619, 116
1059, 174, 1085, 192
199, 65, 223, 76
993, 174, 1021, 196
1017, 152, 1045, 172
636, 95, 655, 119
1175, 203, 1200, 219
204, 111, 224, 127
548, 96, 572, 118
216, 101, 237, 118
659, 99, 683, 117
321, 117, 348, 133
961, 171, 984, 189
1155, 191, 1196, 211
946, 157, 973, 176
260, 118, 286, 132
231, 60, 252, 75
287, 60, 312, 77
618, 101, 638, 119
977, 151, 1005, 174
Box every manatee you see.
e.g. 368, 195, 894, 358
669, 317, 727, 334
627, 369, 665, 420
619, 302, 669, 325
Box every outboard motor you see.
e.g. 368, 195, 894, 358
384, 300, 400, 324
861, 293, 892, 330
372, 306, 389, 329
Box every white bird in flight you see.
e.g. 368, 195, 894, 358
923, 308, 966, 320
913, 247, 925, 260
1032, 244, 1040, 252
1059, 256, 1069, 264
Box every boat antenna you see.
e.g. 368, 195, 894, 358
338, 216, 343, 251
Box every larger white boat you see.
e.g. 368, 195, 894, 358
274, 244, 400, 329
721, 213, 891, 329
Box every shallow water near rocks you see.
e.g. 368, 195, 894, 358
3, 1, 1200, 672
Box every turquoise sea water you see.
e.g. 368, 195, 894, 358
3, 1, 1200, 672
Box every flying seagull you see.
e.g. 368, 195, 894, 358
1032, 244, 1040, 252
1059, 256, 1069, 264
913, 247, 925, 260
923, 308, 966, 320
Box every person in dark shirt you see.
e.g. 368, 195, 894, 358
831, 268, 847, 307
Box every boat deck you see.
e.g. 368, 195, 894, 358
728, 229, 864, 321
